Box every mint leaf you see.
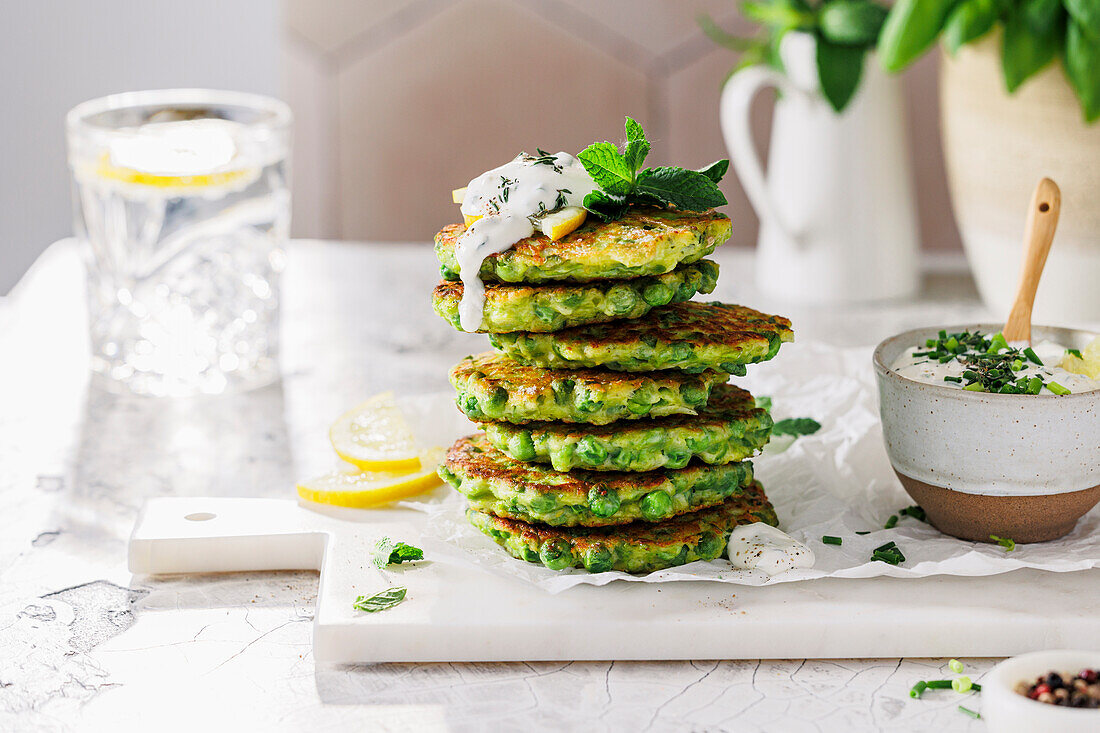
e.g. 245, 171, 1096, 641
583, 190, 629, 221
353, 586, 407, 612
772, 417, 822, 437
635, 167, 727, 211
372, 536, 395, 569
389, 542, 423, 564
697, 159, 729, 184
578, 142, 634, 195
623, 117, 650, 171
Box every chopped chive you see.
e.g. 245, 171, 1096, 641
958, 706, 980, 719
925, 680, 953, 689
963, 383, 986, 392
909, 681, 928, 698
949, 659, 964, 674
938, 330, 947, 340
884, 515, 898, 529
875, 541, 897, 552
943, 375, 963, 383
987, 333, 1009, 353
952, 676, 972, 693
900, 505, 927, 522
1011, 359, 1023, 371
1067, 348, 1083, 359
989, 534, 1015, 552
1027, 377, 1043, 394
971, 682, 982, 692
856, 531, 870, 535
1023, 347, 1043, 365
1046, 382, 1071, 396
822, 535, 842, 546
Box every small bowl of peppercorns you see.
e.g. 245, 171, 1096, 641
983, 650, 1100, 732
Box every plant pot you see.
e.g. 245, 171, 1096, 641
940, 32, 1100, 326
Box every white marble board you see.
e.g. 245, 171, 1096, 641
129, 497, 1096, 664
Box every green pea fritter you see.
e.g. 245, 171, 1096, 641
432, 260, 718, 333
465, 481, 778, 573
483, 384, 771, 472
435, 207, 731, 283
439, 433, 755, 527
489, 301, 793, 373
450, 351, 727, 425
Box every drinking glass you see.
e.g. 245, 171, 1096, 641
67, 89, 292, 396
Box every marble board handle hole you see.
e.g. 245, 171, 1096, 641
184, 512, 217, 521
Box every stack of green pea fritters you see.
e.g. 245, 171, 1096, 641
433, 207, 793, 574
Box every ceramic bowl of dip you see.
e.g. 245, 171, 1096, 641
873, 324, 1100, 543
983, 650, 1100, 733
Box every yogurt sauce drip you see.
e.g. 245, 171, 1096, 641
891, 339, 1100, 394
455, 152, 597, 332
727, 523, 815, 576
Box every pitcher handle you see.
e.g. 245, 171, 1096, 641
720, 66, 810, 242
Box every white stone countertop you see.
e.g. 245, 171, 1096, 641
0, 239, 1020, 732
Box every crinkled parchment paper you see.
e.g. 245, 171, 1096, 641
402, 343, 1100, 594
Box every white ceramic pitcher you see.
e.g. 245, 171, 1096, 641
721, 32, 920, 304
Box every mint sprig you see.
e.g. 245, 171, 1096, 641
578, 118, 728, 221
771, 417, 822, 437
373, 536, 424, 568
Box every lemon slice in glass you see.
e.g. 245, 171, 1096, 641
297, 450, 444, 508
329, 391, 424, 471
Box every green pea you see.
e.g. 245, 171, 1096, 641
575, 397, 602, 413
483, 387, 508, 414
665, 450, 691, 469
539, 539, 572, 570
461, 395, 483, 419
576, 436, 608, 465
562, 292, 583, 308
642, 281, 673, 306
721, 363, 747, 376
583, 545, 614, 573
606, 284, 638, 315
522, 548, 540, 563
671, 342, 693, 362
551, 378, 574, 405
533, 304, 557, 323
679, 382, 707, 406
440, 264, 459, 279
611, 450, 635, 470
626, 394, 653, 415
696, 532, 724, 559
588, 486, 621, 517
529, 493, 557, 514
640, 491, 673, 521
508, 430, 536, 461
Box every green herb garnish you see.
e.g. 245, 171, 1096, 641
1068, 348, 1083, 359
772, 417, 822, 437
883, 514, 898, 529
899, 505, 927, 523
578, 118, 728, 221
1046, 381, 1071, 396
918, 330, 1070, 394
353, 586, 407, 613
958, 706, 980, 720
871, 540, 905, 564
373, 537, 424, 568
989, 534, 1015, 552
822, 535, 843, 546
909, 681, 927, 698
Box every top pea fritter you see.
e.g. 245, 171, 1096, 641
435, 207, 731, 283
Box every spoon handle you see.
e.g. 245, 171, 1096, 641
1003, 177, 1061, 344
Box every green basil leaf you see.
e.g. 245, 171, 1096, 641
817, 38, 867, 112
582, 190, 629, 221
1064, 0, 1100, 40
772, 417, 822, 437
819, 0, 890, 46
1023, 0, 1065, 35
1065, 19, 1100, 121
1003, 6, 1060, 92
943, 0, 1004, 54
623, 117, 650, 172
577, 142, 634, 195
877, 0, 955, 72
353, 586, 407, 613
635, 168, 727, 211
697, 159, 730, 183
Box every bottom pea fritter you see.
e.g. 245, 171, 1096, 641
439, 433, 755, 526
465, 481, 778, 574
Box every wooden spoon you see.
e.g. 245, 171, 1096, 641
1002, 177, 1061, 344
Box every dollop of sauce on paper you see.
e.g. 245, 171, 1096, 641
727, 523, 815, 576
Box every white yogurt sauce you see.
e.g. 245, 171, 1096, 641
727, 523, 815, 576
455, 152, 596, 331
891, 339, 1100, 394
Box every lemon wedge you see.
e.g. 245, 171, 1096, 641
463, 213, 482, 228
329, 392, 423, 471
1062, 335, 1100, 379
297, 451, 444, 508
452, 187, 467, 204
539, 206, 586, 241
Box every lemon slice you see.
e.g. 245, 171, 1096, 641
1062, 335, 1100, 379
329, 392, 422, 471
463, 213, 482, 228
539, 206, 586, 241
452, 187, 467, 204
94, 152, 256, 190
297, 451, 444, 508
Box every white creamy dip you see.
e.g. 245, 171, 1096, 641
455, 152, 597, 331
727, 523, 815, 576
891, 339, 1100, 394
